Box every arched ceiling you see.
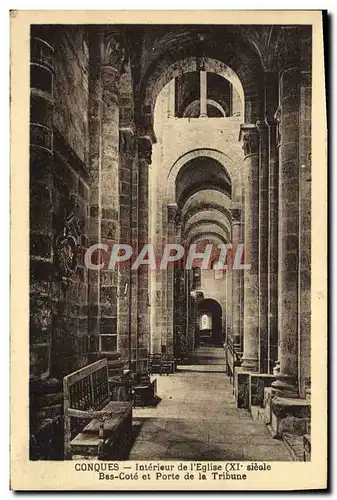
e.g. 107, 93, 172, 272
166, 148, 241, 204
185, 223, 229, 245
181, 203, 232, 228
135, 25, 266, 131
188, 231, 228, 246
175, 156, 231, 209
182, 189, 232, 217
184, 213, 230, 238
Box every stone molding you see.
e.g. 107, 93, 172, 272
167, 203, 178, 224
229, 208, 241, 224
99, 26, 128, 73
240, 124, 259, 157
119, 128, 136, 156
137, 136, 152, 164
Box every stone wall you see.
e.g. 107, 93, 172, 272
51, 26, 90, 379
53, 26, 89, 164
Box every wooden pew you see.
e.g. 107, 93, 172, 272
149, 354, 176, 375
63, 359, 132, 460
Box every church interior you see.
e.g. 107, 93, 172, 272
29, 23, 312, 461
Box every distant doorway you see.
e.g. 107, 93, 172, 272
197, 298, 223, 346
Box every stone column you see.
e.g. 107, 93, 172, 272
240, 124, 260, 372
137, 137, 152, 369
257, 120, 269, 373
130, 148, 139, 366
239, 203, 245, 352
266, 115, 279, 373
30, 26, 54, 381
174, 259, 186, 357
166, 203, 178, 356
98, 27, 126, 356
298, 28, 312, 399
230, 209, 242, 349
29, 26, 63, 459
272, 28, 301, 398
265, 72, 280, 374
119, 128, 136, 366
200, 71, 207, 117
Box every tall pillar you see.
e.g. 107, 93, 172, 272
200, 71, 207, 117
29, 26, 63, 459
240, 124, 260, 372
137, 137, 152, 369
272, 28, 301, 398
265, 71, 280, 374
30, 26, 54, 382
119, 128, 136, 366
298, 28, 312, 399
98, 27, 126, 356
166, 203, 178, 356
266, 115, 279, 373
230, 209, 242, 349
257, 120, 269, 373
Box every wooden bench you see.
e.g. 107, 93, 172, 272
63, 359, 133, 460
149, 354, 176, 375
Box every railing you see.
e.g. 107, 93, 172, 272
224, 335, 242, 383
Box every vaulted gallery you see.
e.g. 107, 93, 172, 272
29, 24, 312, 460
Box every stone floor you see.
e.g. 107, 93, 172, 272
128, 346, 293, 461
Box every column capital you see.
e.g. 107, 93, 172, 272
99, 26, 128, 73
229, 208, 241, 225
273, 106, 282, 148
167, 203, 178, 224
256, 119, 269, 133
137, 136, 153, 165
119, 128, 136, 156
239, 124, 259, 157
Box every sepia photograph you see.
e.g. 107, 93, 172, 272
10, 10, 327, 491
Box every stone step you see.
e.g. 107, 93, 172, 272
283, 432, 305, 461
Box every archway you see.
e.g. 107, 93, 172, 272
197, 298, 223, 347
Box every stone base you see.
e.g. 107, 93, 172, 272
234, 368, 250, 408
269, 395, 311, 438
249, 373, 276, 408
235, 370, 276, 411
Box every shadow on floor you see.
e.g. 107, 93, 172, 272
177, 368, 225, 374
128, 417, 247, 460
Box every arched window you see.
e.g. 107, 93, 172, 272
200, 313, 212, 330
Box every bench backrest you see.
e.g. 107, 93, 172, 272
63, 358, 109, 458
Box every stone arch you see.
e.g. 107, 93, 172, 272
167, 148, 241, 204
185, 223, 229, 245
183, 213, 231, 241
182, 98, 227, 118
181, 201, 233, 228
188, 231, 228, 246
143, 57, 245, 122
181, 189, 232, 218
